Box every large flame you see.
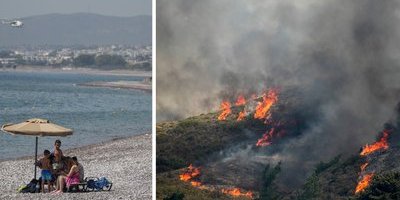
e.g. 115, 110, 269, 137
179, 165, 209, 190
179, 164, 201, 182
218, 101, 232, 121
355, 173, 374, 194
360, 130, 390, 156
221, 188, 253, 198
254, 89, 278, 120
236, 95, 247, 121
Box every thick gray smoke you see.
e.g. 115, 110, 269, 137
157, 0, 400, 186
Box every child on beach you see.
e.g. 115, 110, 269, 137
38, 150, 53, 193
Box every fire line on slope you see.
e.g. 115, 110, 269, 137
217, 88, 281, 147
179, 164, 254, 198
355, 129, 392, 194
360, 130, 390, 156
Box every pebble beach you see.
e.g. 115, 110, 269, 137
0, 133, 152, 200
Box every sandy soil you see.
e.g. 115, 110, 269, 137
0, 133, 152, 200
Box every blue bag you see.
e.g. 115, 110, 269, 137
94, 177, 110, 190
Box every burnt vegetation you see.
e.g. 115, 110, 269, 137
157, 90, 400, 200
156, 89, 325, 199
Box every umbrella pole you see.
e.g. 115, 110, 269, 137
34, 136, 38, 180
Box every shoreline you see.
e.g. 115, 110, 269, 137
78, 81, 151, 91
0, 133, 152, 199
0, 66, 152, 77
0, 132, 149, 163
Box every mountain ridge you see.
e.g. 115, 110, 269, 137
0, 13, 151, 47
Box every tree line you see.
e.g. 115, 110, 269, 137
0, 50, 151, 71
69, 54, 151, 71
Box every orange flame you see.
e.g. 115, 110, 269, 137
256, 128, 274, 147
218, 101, 232, 121
360, 130, 390, 156
221, 188, 253, 198
179, 165, 208, 190
254, 89, 278, 120
237, 110, 246, 121
235, 95, 246, 106
355, 173, 374, 194
179, 164, 201, 182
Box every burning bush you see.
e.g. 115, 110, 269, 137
356, 172, 400, 200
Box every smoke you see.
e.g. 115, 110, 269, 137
157, 0, 400, 187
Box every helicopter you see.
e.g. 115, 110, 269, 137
1, 19, 24, 28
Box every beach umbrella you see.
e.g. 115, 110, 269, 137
1, 118, 73, 179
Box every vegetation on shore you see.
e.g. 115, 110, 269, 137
0, 50, 151, 71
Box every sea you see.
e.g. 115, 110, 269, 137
0, 70, 151, 160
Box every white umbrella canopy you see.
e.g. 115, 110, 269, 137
1, 118, 73, 180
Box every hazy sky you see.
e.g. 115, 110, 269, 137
0, 0, 151, 19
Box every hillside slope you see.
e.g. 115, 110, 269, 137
157, 89, 400, 199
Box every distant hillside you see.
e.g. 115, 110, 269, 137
0, 13, 151, 47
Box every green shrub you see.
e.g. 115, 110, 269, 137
297, 174, 320, 200
259, 162, 282, 200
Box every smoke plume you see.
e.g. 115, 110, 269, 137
157, 0, 400, 186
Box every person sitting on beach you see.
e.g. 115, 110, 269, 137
52, 156, 71, 191
52, 157, 80, 194
72, 156, 84, 182
37, 150, 53, 193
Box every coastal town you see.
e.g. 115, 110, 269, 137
0, 45, 152, 71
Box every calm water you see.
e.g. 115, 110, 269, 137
0, 71, 151, 160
